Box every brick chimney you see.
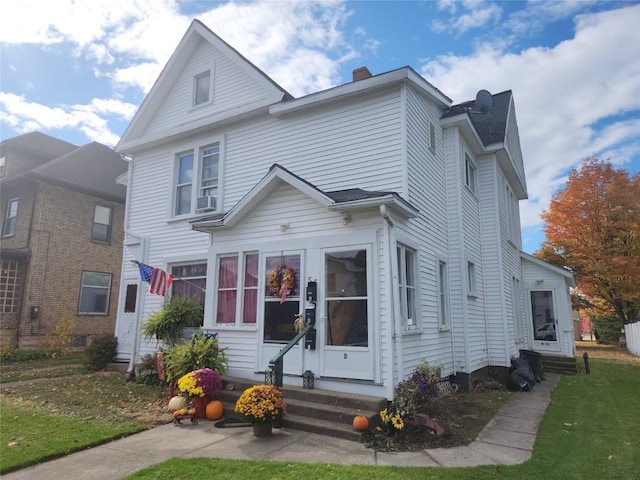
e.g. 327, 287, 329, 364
352, 66, 372, 82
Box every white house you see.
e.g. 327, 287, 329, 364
114, 20, 575, 398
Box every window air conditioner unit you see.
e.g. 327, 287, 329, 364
196, 195, 216, 211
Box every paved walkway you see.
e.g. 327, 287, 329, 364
2, 374, 559, 479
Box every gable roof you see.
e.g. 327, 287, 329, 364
442, 90, 512, 147
117, 19, 292, 152
521, 252, 576, 288
28, 142, 128, 203
1, 131, 77, 161
191, 164, 418, 231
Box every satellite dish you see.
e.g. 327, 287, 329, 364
475, 89, 493, 113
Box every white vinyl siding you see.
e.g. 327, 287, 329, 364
512, 276, 524, 342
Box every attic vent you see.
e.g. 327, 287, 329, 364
352, 66, 372, 82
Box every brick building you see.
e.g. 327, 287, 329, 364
0, 132, 127, 351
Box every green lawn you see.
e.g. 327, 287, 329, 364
128, 357, 640, 480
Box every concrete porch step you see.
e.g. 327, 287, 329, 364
218, 376, 386, 442
105, 362, 129, 373
540, 355, 578, 374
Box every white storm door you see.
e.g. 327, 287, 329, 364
115, 278, 138, 361
321, 247, 374, 380
529, 289, 561, 352
259, 251, 303, 374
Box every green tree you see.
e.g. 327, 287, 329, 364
536, 158, 639, 339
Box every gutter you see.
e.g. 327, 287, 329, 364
380, 205, 403, 400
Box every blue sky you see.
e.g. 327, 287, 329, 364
1, 0, 639, 254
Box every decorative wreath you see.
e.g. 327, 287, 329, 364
268, 265, 296, 303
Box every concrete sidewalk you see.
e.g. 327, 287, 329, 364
2, 374, 559, 479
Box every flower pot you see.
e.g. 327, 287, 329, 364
192, 396, 211, 419
252, 423, 273, 437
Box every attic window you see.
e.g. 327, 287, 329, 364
194, 71, 211, 106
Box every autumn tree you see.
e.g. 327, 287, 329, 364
536, 158, 640, 336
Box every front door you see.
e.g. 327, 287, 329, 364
321, 247, 374, 380
529, 289, 560, 352
115, 278, 138, 361
259, 252, 304, 374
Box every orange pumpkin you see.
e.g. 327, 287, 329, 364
352, 412, 369, 431
205, 400, 224, 420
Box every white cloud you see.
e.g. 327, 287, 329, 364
433, 0, 502, 34
0, 92, 136, 146
421, 4, 640, 228
0, 0, 358, 141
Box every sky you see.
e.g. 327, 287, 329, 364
1, 0, 639, 254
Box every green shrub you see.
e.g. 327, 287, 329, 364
592, 315, 624, 345
135, 353, 162, 385
0, 350, 49, 363
163, 333, 228, 383
141, 296, 203, 347
85, 335, 118, 371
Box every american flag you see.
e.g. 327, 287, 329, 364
138, 262, 173, 296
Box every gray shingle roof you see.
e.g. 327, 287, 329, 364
442, 90, 512, 146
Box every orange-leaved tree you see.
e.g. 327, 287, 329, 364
536, 158, 639, 333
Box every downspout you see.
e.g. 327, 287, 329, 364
121, 155, 148, 380
380, 205, 402, 400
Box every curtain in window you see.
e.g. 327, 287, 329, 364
216, 257, 237, 323
243, 254, 258, 324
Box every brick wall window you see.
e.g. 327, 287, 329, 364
0, 258, 22, 313
91, 205, 112, 243
2, 198, 18, 237
78, 271, 111, 315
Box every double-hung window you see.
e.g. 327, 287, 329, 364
171, 263, 207, 311
465, 154, 477, 194
505, 184, 518, 241
79, 271, 111, 314
397, 243, 417, 328
194, 71, 211, 106
438, 260, 450, 329
91, 205, 112, 243
2, 198, 18, 237
173, 142, 221, 216
215, 252, 258, 325
467, 261, 477, 297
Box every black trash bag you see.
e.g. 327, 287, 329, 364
519, 349, 546, 382
507, 357, 536, 391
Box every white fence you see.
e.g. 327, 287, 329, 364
624, 322, 640, 356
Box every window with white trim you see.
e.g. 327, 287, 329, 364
512, 276, 524, 342
467, 261, 477, 296
194, 71, 211, 106
91, 205, 112, 243
2, 198, 18, 237
79, 271, 111, 315
173, 142, 221, 216
171, 263, 207, 311
465, 154, 477, 194
505, 183, 520, 242
397, 243, 417, 328
215, 252, 258, 325
438, 260, 450, 329
429, 122, 436, 152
